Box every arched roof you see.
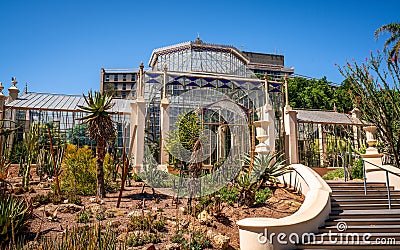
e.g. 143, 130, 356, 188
148, 38, 250, 68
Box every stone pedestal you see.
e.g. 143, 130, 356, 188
361, 125, 384, 182
254, 103, 275, 155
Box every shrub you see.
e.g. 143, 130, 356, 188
255, 187, 272, 203
76, 211, 90, 223
96, 212, 105, 221
126, 232, 161, 247
132, 173, 142, 182
38, 225, 123, 250
190, 231, 212, 250
32, 193, 51, 206
171, 230, 185, 244
61, 144, 97, 196
322, 168, 344, 180
351, 158, 364, 179
68, 195, 82, 206
0, 194, 32, 246
218, 186, 239, 206
104, 153, 118, 191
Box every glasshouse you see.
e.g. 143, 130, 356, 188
0, 38, 365, 178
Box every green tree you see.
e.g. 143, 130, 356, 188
332, 79, 354, 113
375, 22, 400, 62
165, 111, 202, 169
288, 77, 335, 110
338, 51, 400, 167
287, 76, 353, 113
77, 91, 116, 198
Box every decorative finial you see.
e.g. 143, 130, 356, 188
0, 82, 4, 95
140, 62, 144, 69
195, 33, 202, 44
333, 103, 337, 112
12, 77, 17, 87
24, 83, 28, 94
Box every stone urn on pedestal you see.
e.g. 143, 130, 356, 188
362, 125, 383, 168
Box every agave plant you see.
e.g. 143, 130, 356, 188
243, 152, 289, 185
0, 194, 32, 246
78, 90, 116, 198
237, 152, 288, 206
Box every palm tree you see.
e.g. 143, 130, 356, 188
375, 23, 400, 62
78, 91, 116, 198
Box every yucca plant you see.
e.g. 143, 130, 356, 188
78, 91, 116, 198
0, 194, 32, 246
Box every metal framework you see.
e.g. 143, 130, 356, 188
296, 110, 365, 168
149, 39, 251, 77
4, 93, 131, 154
143, 70, 284, 165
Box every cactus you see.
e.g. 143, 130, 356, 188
20, 124, 39, 189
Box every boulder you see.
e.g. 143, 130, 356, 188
213, 234, 230, 250
86, 203, 105, 215
57, 204, 83, 213
197, 210, 213, 225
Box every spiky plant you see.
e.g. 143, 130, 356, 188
78, 91, 116, 198
237, 152, 288, 206
0, 194, 32, 246
242, 152, 288, 185
375, 22, 400, 63
21, 123, 39, 189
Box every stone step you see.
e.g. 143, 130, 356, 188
330, 186, 394, 191
325, 217, 400, 226
327, 181, 387, 186
300, 232, 400, 242
295, 182, 400, 249
319, 225, 400, 233
330, 190, 400, 195
330, 194, 400, 199
329, 209, 400, 219
331, 199, 400, 205
297, 240, 400, 249
331, 203, 400, 210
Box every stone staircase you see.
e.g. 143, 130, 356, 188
296, 181, 400, 249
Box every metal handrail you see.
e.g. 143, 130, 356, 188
360, 158, 400, 209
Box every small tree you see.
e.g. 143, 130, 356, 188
78, 91, 116, 198
165, 111, 202, 171
338, 51, 400, 167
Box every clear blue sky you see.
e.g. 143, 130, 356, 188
0, 0, 399, 95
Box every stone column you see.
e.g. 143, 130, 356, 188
217, 125, 226, 159
131, 63, 146, 173
0, 82, 6, 120
318, 124, 327, 167
351, 107, 361, 150
284, 106, 299, 164
159, 65, 170, 167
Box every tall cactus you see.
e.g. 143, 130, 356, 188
21, 124, 39, 189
